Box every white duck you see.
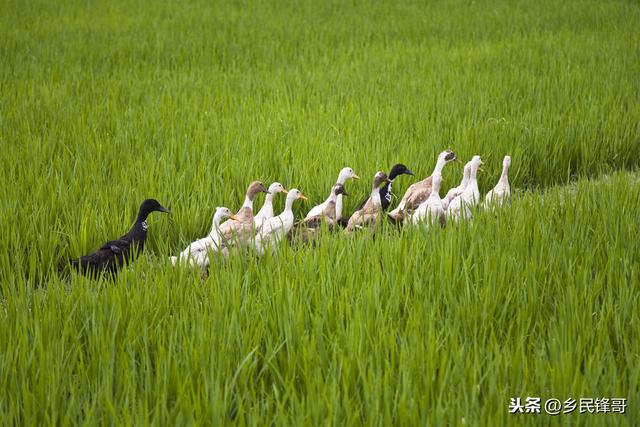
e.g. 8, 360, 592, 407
254, 182, 288, 231
170, 207, 236, 267
306, 167, 360, 221
448, 156, 483, 220
484, 155, 511, 209
253, 189, 307, 255
441, 162, 471, 211
411, 173, 445, 227
388, 149, 458, 223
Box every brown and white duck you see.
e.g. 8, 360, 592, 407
345, 171, 391, 232
387, 149, 458, 223
218, 180, 269, 243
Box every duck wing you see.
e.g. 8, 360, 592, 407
354, 195, 370, 212
71, 237, 138, 276
404, 177, 433, 211
100, 239, 131, 253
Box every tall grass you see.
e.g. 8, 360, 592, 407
1, 0, 639, 424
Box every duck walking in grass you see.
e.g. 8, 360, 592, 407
170, 207, 236, 268
253, 189, 307, 255
448, 156, 483, 220
484, 155, 511, 209
388, 149, 458, 224
218, 180, 269, 243
442, 162, 471, 211
67, 199, 171, 277
345, 171, 391, 232
254, 182, 288, 231
411, 173, 446, 228
353, 163, 414, 212
289, 183, 348, 244
306, 167, 360, 221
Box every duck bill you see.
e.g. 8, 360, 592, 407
282, 189, 289, 194
158, 206, 172, 214
229, 214, 239, 221
352, 174, 361, 180
454, 158, 463, 164
342, 191, 350, 197
299, 194, 308, 201
405, 169, 415, 176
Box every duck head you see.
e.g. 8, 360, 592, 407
338, 167, 360, 182
372, 171, 391, 189
267, 182, 288, 195
470, 156, 484, 173
137, 199, 171, 222
286, 188, 308, 203
246, 181, 270, 200
503, 155, 511, 169
441, 149, 459, 163
215, 206, 238, 222
388, 163, 414, 180
333, 183, 349, 197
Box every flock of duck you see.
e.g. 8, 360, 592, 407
66, 150, 511, 277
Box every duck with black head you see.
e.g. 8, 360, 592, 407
67, 198, 171, 277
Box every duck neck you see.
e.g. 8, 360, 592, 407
430, 185, 441, 199
459, 173, 470, 190
241, 195, 253, 210
259, 194, 274, 215
323, 200, 336, 218
432, 157, 447, 176
468, 169, 478, 190
210, 214, 224, 236
135, 207, 150, 224
370, 187, 381, 206
283, 195, 295, 214
499, 164, 510, 184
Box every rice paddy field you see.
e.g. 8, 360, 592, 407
1, 0, 640, 424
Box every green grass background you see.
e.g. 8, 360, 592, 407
1, 0, 639, 424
